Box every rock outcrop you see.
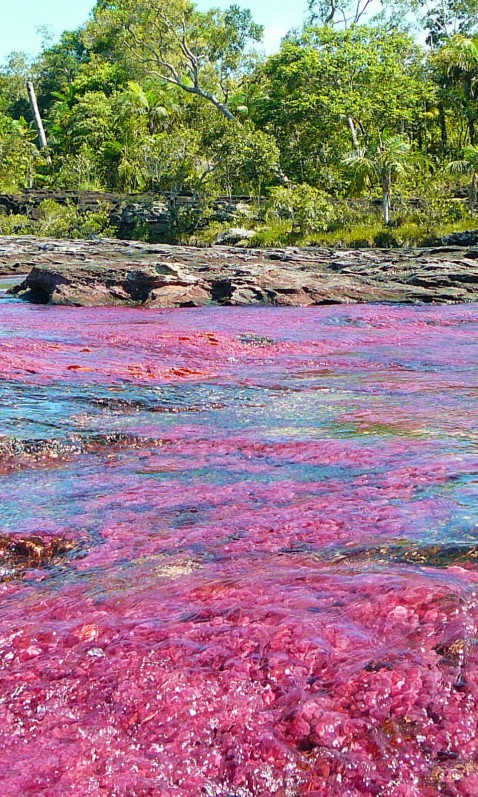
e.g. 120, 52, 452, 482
0, 534, 78, 581
0, 190, 246, 240
3, 236, 478, 306
438, 230, 478, 247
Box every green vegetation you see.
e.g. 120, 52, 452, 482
0, 200, 114, 238
0, 0, 477, 245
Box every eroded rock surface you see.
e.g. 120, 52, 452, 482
0, 534, 78, 581
0, 432, 165, 472
2, 236, 478, 305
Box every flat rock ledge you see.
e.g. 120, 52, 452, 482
3, 236, 478, 306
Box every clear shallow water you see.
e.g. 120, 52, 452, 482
1, 302, 478, 796
0, 275, 26, 294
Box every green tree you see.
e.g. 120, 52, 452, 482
91, 0, 263, 121
35, 30, 88, 109
431, 36, 478, 148
344, 134, 412, 223
250, 26, 428, 187
205, 121, 280, 200
267, 184, 334, 234
0, 115, 42, 191
418, 0, 478, 43
448, 144, 478, 208
307, 0, 478, 40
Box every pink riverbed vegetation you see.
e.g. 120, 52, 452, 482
1, 303, 478, 796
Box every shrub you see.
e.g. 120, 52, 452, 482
248, 220, 293, 247
0, 201, 115, 240
36, 200, 114, 238
266, 184, 335, 235
0, 213, 35, 235
37, 200, 79, 238
188, 221, 231, 246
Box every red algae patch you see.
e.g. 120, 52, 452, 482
1, 303, 478, 795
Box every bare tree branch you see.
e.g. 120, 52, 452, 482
123, 17, 236, 121
324, 0, 337, 25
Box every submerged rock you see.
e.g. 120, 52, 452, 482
0, 534, 77, 580
327, 542, 478, 568
0, 432, 164, 470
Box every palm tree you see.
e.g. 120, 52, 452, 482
448, 144, 478, 210
433, 36, 478, 146
344, 134, 411, 225
440, 36, 478, 75
118, 82, 178, 134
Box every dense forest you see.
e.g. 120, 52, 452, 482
1, 0, 478, 246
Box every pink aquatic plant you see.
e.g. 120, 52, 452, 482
0, 302, 478, 795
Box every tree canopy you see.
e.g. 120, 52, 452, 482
0, 0, 476, 241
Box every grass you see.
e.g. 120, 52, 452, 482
0, 201, 477, 249
248, 220, 295, 247
253, 217, 478, 249
191, 211, 478, 250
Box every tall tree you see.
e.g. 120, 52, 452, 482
344, 134, 412, 223
431, 35, 478, 146
250, 26, 428, 188
91, 0, 263, 121
448, 143, 478, 208
418, 0, 478, 44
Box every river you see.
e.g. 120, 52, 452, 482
1, 298, 478, 796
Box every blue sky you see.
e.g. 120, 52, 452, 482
0, 0, 308, 63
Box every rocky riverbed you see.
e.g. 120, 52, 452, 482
2, 300, 478, 795
2, 235, 478, 306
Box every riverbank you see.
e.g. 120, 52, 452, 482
3, 236, 478, 306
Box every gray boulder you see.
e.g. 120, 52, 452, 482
439, 230, 478, 247
214, 227, 255, 246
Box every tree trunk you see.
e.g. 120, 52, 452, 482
26, 81, 51, 160
469, 117, 476, 147
347, 116, 360, 149
438, 102, 447, 153
382, 173, 391, 225
470, 172, 477, 211
464, 78, 476, 146
382, 192, 390, 225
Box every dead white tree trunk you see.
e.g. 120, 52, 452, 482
347, 116, 360, 149
26, 80, 50, 158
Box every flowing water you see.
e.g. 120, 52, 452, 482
1, 298, 478, 796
